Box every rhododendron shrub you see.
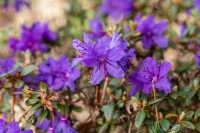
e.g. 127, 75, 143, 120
0, 0, 200, 133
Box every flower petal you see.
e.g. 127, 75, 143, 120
142, 36, 153, 49
90, 64, 105, 85
158, 61, 172, 78
107, 47, 125, 61
106, 61, 124, 78
152, 35, 168, 48
155, 78, 171, 94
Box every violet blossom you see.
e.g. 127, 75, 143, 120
194, 0, 200, 15
129, 57, 172, 96
0, 118, 32, 133
36, 112, 77, 133
38, 56, 80, 91
72, 32, 135, 85
0, 58, 15, 75
87, 17, 106, 40
8, 22, 57, 54
99, 0, 134, 21
3, 0, 29, 12
136, 15, 168, 49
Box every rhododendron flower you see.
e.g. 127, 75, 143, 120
194, 0, 200, 15
99, 0, 133, 21
87, 17, 106, 40
136, 16, 168, 49
0, 58, 15, 75
73, 32, 135, 85
9, 22, 57, 53
38, 56, 80, 91
0, 118, 32, 133
36, 112, 77, 133
129, 57, 172, 96
14, 0, 30, 11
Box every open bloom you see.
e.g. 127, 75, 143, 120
129, 57, 172, 96
73, 32, 135, 85
99, 0, 133, 21
136, 15, 168, 49
0, 58, 15, 75
87, 17, 106, 40
9, 22, 57, 54
0, 118, 32, 133
36, 112, 77, 133
194, 0, 200, 15
38, 56, 80, 91
14, 0, 30, 11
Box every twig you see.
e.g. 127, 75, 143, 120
152, 84, 159, 122
17, 106, 33, 123
100, 77, 109, 105
11, 95, 15, 121
128, 121, 133, 133
95, 85, 100, 106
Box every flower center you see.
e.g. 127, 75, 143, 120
152, 76, 157, 83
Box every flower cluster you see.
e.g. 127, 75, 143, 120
129, 57, 172, 96
135, 15, 168, 49
9, 22, 57, 54
72, 32, 135, 85
0, 118, 32, 133
99, 0, 134, 21
38, 56, 80, 91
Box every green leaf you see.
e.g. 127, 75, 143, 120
117, 100, 124, 108
37, 109, 48, 123
195, 122, 200, 131
148, 98, 164, 105
21, 65, 36, 76
185, 111, 194, 120
99, 123, 109, 133
72, 106, 82, 112
181, 121, 195, 130
27, 103, 42, 117
135, 110, 146, 128
40, 83, 49, 95
14, 80, 24, 88
171, 124, 181, 132
160, 119, 170, 131
101, 103, 115, 121
195, 108, 200, 118
26, 98, 39, 106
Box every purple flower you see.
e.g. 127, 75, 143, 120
87, 17, 106, 40
136, 16, 168, 49
36, 113, 77, 133
0, 58, 15, 75
180, 22, 187, 38
194, 0, 200, 15
195, 51, 200, 68
129, 57, 172, 96
0, 118, 32, 133
14, 0, 30, 11
99, 0, 133, 21
73, 32, 135, 85
3, 0, 29, 12
38, 56, 80, 91
54, 117, 78, 133
8, 22, 57, 54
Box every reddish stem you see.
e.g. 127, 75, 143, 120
100, 77, 109, 105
